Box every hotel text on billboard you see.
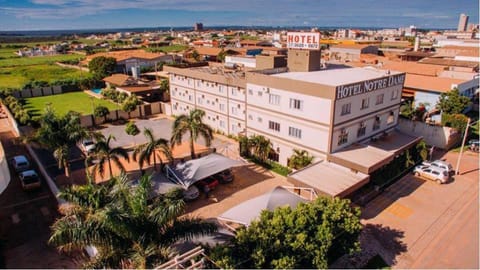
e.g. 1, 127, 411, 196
336, 73, 406, 100
287, 32, 320, 50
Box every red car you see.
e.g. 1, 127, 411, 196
195, 176, 219, 193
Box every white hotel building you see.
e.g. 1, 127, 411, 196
165, 33, 420, 197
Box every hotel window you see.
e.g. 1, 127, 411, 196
231, 107, 238, 115
289, 98, 303, 110
219, 85, 224, 93
231, 124, 237, 133
269, 94, 280, 105
219, 103, 225, 111
387, 111, 395, 125
220, 120, 225, 128
288, 127, 302, 139
197, 97, 203, 105
373, 116, 381, 131
248, 115, 253, 120
258, 91, 263, 97
268, 121, 280, 132
231, 88, 237, 96
257, 117, 263, 123
361, 98, 369, 110
338, 128, 348, 145
391, 89, 399, 100
341, 103, 351, 115
188, 95, 192, 101
376, 94, 384, 105
357, 121, 366, 137
248, 89, 253, 95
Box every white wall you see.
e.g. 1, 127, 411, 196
247, 83, 332, 125
0, 143, 10, 195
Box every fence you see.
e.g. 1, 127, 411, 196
79, 101, 166, 127
397, 118, 461, 149
12, 86, 62, 98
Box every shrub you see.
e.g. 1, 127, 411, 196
442, 113, 469, 132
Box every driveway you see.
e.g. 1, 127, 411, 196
357, 150, 479, 269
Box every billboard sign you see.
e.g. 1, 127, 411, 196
287, 32, 320, 50
336, 73, 406, 100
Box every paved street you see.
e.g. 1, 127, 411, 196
361, 150, 479, 269
0, 119, 78, 268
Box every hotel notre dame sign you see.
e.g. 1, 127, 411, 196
336, 73, 406, 100
287, 32, 320, 50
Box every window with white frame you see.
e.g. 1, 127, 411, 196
197, 97, 203, 105
288, 127, 302, 139
391, 89, 399, 100
219, 85, 224, 93
376, 94, 384, 105
341, 103, 351, 115
289, 98, 303, 110
219, 103, 225, 111
268, 121, 280, 132
248, 114, 253, 120
231, 106, 238, 115
257, 117, 262, 123
387, 111, 394, 124
258, 91, 262, 97
361, 98, 369, 109
357, 121, 366, 137
269, 94, 280, 105
248, 89, 253, 95
373, 116, 381, 130
231, 88, 237, 96
219, 120, 225, 128
338, 128, 348, 145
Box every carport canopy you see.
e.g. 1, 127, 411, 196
217, 186, 308, 226
165, 153, 245, 188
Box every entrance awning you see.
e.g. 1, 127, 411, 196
287, 161, 369, 198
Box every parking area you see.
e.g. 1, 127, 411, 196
358, 150, 479, 269
0, 120, 79, 268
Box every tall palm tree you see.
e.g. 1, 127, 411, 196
33, 108, 88, 177
288, 149, 314, 170
90, 134, 129, 179
171, 109, 213, 159
133, 128, 172, 172
49, 173, 217, 269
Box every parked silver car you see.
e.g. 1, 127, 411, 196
413, 165, 450, 184
422, 160, 454, 176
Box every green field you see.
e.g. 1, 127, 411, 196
148, 44, 189, 53
0, 53, 84, 68
0, 64, 91, 89
24, 92, 119, 116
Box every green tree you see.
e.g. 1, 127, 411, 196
122, 94, 141, 118
191, 50, 200, 61
134, 128, 172, 172
94, 105, 110, 123
248, 135, 272, 162
217, 49, 226, 62
33, 108, 88, 177
88, 56, 117, 79
416, 140, 428, 161
125, 121, 140, 146
90, 134, 129, 180
49, 173, 217, 268
209, 197, 362, 269
171, 109, 213, 159
159, 79, 169, 93
437, 88, 471, 115
288, 149, 314, 169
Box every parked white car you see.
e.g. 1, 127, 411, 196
413, 165, 450, 184
80, 139, 96, 155
422, 160, 454, 175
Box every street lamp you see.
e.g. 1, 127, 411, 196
455, 118, 477, 175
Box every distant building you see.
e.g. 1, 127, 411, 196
457, 13, 469, 32
194, 23, 204, 31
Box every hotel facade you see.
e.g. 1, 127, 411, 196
165, 64, 406, 166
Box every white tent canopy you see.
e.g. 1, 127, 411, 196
165, 153, 245, 188
218, 186, 308, 226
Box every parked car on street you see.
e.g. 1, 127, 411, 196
18, 170, 41, 190
468, 139, 479, 152
183, 185, 200, 201
413, 165, 450, 184
422, 160, 454, 175
211, 169, 234, 183
11, 155, 30, 172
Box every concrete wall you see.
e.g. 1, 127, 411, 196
397, 118, 461, 149
13, 87, 63, 98
0, 142, 10, 195
2, 104, 20, 137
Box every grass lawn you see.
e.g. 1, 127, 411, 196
24, 91, 120, 116
0, 53, 84, 68
148, 44, 189, 53
0, 64, 91, 89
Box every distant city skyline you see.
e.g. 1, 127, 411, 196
0, 0, 478, 31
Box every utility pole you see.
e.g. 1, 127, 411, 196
455, 118, 472, 175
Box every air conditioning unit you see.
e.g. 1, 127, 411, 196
266, 88, 270, 93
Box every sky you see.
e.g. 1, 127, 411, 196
0, 0, 478, 31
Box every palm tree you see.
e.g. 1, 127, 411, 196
49, 173, 217, 269
288, 149, 314, 170
33, 108, 88, 177
248, 135, 271, 162
134, 128, 172, 172
416, 140, 428, 161
90, 134, 129, 179
171, 109, 213, 159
